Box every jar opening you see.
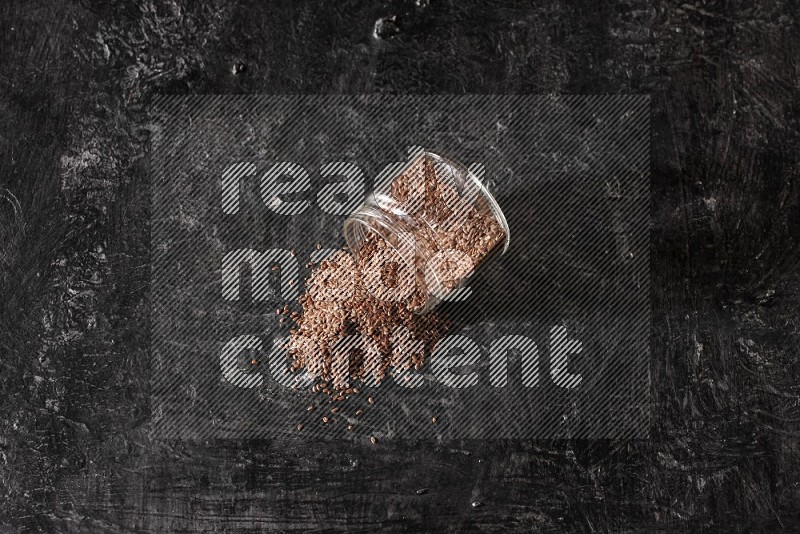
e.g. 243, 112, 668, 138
342, 204, 417, 271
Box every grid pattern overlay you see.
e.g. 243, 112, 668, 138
150, 95, 650, 439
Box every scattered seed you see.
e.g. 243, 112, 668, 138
286, 153, 504, 394
370, 436, 377, 444
322, 416, 329, 424
355, 409, 364, 417
367, 397, 374, 405
331, 407, 340, 414
307, 405, 315, 412
416, 488, 429, 495
431, 416, 438, 424
347, 424, 354, 431
471, 501, 483, 508
296, 423, 304, 431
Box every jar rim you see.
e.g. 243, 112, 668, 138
342, 205, 418, 268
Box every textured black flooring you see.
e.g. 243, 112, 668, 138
1, 1, 799, 531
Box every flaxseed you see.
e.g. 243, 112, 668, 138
287, 151, 506, 394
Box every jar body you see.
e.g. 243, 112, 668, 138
343, 150, 510, 314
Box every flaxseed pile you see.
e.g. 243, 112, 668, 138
287, 154, 506, 391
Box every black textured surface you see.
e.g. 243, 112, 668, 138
1, 0, 799, 531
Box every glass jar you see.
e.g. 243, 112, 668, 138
343, 149, 510, 314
